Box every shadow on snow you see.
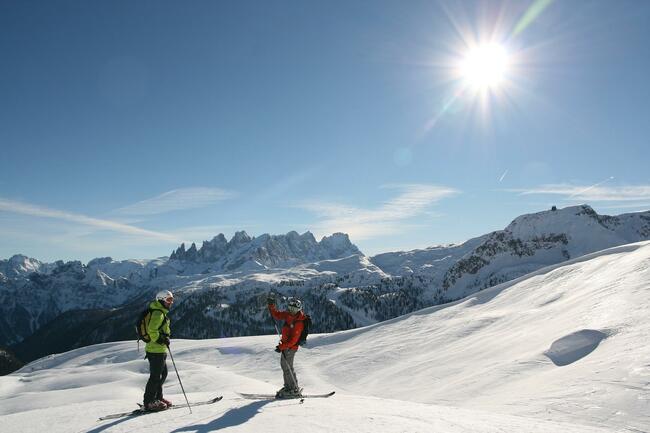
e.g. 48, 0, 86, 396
85, 415, 135, 433
170, 400, 272, 433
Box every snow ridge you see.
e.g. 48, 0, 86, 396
3, 239, 650, 432
2, 205, 650, 365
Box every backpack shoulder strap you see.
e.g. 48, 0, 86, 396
154, 308, 168, 327
147, 308, 168, 331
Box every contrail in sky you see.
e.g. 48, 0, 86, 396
498, 170, 508, 183
569, 176, 615, 198
0, 197, 180, 243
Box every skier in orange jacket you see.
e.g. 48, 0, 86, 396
268, 295, 306, 398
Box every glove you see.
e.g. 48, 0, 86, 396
267, 295, 276, 306
275, 345, 282, 353
157, 335, 171, 346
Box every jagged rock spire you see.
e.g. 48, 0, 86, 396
167, 230, 363, 270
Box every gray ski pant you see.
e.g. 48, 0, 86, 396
281, 349, 298, 389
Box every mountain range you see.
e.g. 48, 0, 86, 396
1, 204, 649, 371
3, 238, 649, 432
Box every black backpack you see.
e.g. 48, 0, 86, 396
297, 314, 312, 346
136, 308, 166, 343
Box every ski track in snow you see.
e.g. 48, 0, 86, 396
2, 241, 650, 432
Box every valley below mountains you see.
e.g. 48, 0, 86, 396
2, 204, 649, 371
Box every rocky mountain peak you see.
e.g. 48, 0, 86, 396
230, 231, 252, 246
301, 231, 317, 243
86, 257, 113, 268
1, 255, 44, 277
209, 234, 228, 245
319, 233, 360, 258
3, 205, 650, 364
167, 230, 363, 270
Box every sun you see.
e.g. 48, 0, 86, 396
460, 43, 509, 90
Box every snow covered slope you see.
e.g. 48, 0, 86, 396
1, 240, 649, 432
3, 205, 650, 368
371, 205, 650, 301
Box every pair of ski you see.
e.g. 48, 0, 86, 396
97, 396, 223, 421
238, 391, 335, 404
97, 391, 335, 421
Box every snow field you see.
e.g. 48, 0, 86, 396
1, 241, 650, 432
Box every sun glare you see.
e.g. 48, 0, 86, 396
422, 2, 544, 134
460, 43, 509, 90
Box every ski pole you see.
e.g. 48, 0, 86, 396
167, 346, 192, 414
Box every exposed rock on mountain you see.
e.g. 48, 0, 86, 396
3, 205, 650, 363
169, 231, 361, 271
0, 346, 23, 375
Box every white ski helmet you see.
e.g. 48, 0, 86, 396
156, 290, 174, 305
287, 297, 302, 314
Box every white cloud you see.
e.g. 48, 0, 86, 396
510, 184, 650, 202
297, 184, 459, 240
115, 187, 235, 216
254, 167, 322, 202
596, 202, 650, 210
0, 197, 180, 243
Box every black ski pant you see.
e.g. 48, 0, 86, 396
143, 352, 168, 404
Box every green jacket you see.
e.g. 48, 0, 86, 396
145, 300, 170, 354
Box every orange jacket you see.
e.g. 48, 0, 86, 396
269, 304, 305, 351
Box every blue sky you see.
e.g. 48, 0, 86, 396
1, 0, 649, 262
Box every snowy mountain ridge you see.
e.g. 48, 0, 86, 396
0, 231, 369, 350
372, 204, 650, 300
168, 230, 360, 271
0, 254, 54, 279
2, 239, 649, 432
2, 205, 650, 365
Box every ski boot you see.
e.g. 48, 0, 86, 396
144, 400, 168, 412
277, 387, 303, 399
275, 386, 288, 399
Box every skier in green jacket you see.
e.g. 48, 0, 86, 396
143, 290, 173, 411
